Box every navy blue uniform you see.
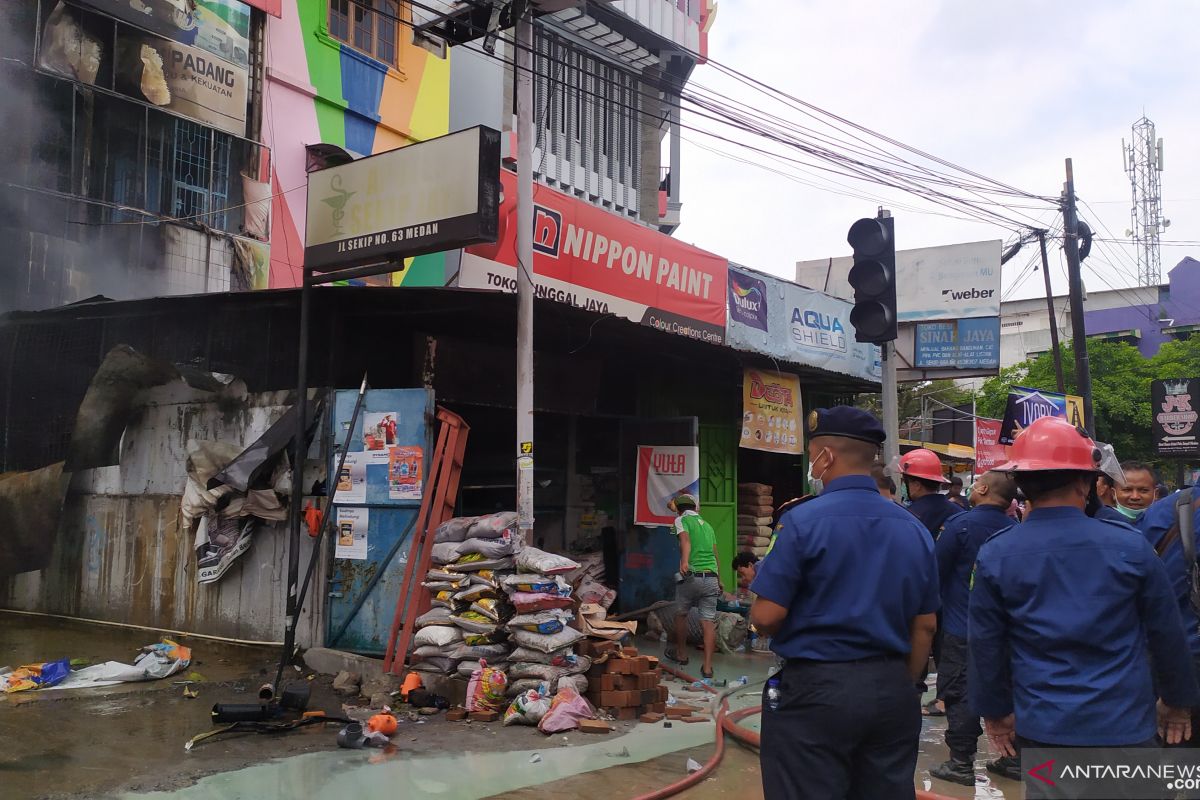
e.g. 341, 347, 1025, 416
752, 474, 939, 799
969, 506, 1200, 746
908, 493, 963, 539
933, 504, 1012, 762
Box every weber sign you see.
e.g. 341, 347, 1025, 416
305, 127, 501, 271
1152, 379, 1200, 457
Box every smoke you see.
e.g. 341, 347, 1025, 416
0, 2, 178, 315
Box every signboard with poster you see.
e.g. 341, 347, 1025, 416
116, 31, 249, 135
75, 0, 253, 68
974, 418, 1007, 474
725, 267, 880, 383
998, 386, 1085, 446
634, 446, 700, 527
305, 127, 501, 271
460, 170, 728, 345
740, 368, 804, 455
1152, 379, 1200, 457
913, 318, 1001, 370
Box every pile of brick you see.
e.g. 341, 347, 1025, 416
580, 642, 673, 722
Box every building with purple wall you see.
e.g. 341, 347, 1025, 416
1085, 257, 1200, 357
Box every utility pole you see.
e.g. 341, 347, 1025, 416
1037, 229, 1066, 393
1062, 159, 1095, 435
514, 10, 535, 539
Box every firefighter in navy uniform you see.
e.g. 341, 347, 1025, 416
750, 407, 939, 800
899, 448, 962, 538
969, 416, 1199, 761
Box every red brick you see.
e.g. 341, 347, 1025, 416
469, 710, 499, 722
641, 689, 658, 705
645, 656, 660, 670
656, 685, 669, 702
650, 702, 666, 714
629, 657, 652, 674
579, 719, 612, 734
639, 711, 665, 723
681, 714, 711, 723
621, 646, 640, 658
595, 690, 625, 707
608, 659, 636, 675
637, 672, 657, 690
446, 708, 467, 721
596, 674, 618, 692
665, 707, 690, 719
615, 706, 638, 721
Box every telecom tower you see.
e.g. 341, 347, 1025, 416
1123, 117, 1169, 286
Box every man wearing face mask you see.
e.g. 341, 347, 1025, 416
970, 416, 1198, 758
751, 407, 939, 798
1115, 460, 1158, 521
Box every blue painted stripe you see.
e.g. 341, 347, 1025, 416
339, 45, 386, 155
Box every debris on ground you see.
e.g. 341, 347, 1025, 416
1, 639, 191, 693
332, 670, 361, 696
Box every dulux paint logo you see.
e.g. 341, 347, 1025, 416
728, 270, 768, 332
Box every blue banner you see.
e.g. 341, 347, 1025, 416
914, 317, 1000, 369
726, 268, 880, 383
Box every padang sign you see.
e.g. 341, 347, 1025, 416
1152, 378, 1200, 457
460, 170, 728, 344
726, 268, 880, 383
305, 126, 501, 271
117, 31, 249, 136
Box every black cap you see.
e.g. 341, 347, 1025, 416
806, 406, 886, 445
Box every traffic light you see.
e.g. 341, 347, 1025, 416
846, 215, 897, 344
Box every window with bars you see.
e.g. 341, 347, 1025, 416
329, 0, 401, 67
171, 120, 232, 231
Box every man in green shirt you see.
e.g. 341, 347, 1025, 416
665, 493, 722, 679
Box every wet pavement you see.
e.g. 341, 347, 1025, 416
1, 615, 1021, 799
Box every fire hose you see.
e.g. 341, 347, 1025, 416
631, 664, 956, 800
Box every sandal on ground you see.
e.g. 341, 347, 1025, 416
922, 699, 946, 717
664, 647, 689, 666
701, 669, 714, 680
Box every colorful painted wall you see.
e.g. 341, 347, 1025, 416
264, 1, 450, 289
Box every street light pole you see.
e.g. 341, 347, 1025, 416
515, 10, 535, 539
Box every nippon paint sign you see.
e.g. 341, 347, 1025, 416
460, 170, 728, 344
796, 240, 1002, 322
305, 127, 501, 271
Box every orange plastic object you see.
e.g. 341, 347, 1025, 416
303, 503, 322, 538
367, 713, 398, 735
400, 671, 423, 701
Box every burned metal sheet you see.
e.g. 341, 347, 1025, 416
64, 345, 178, 471
208, 398, 323, 493
0, 462, 68, 575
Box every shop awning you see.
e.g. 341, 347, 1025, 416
898, 439, 976, 462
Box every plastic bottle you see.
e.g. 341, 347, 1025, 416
766, 676, 781, 712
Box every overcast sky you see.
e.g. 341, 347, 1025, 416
672, 0, 1200, 303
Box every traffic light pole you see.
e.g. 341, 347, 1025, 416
881, 341, 900, 470
1062, 158, 1095, 435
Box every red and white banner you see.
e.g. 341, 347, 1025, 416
634, 446, 700, 527
461, 170, 727, 344
974, 418, 1008, 475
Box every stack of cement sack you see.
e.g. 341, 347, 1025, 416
566, 552, 615, 610
410, 512, 521, 676
409, 514, 592, 698
499, 546, 591, 698
737, 483, 775, 557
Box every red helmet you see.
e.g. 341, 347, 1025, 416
994, 415, 1100, 473
899, 448, 950, 484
